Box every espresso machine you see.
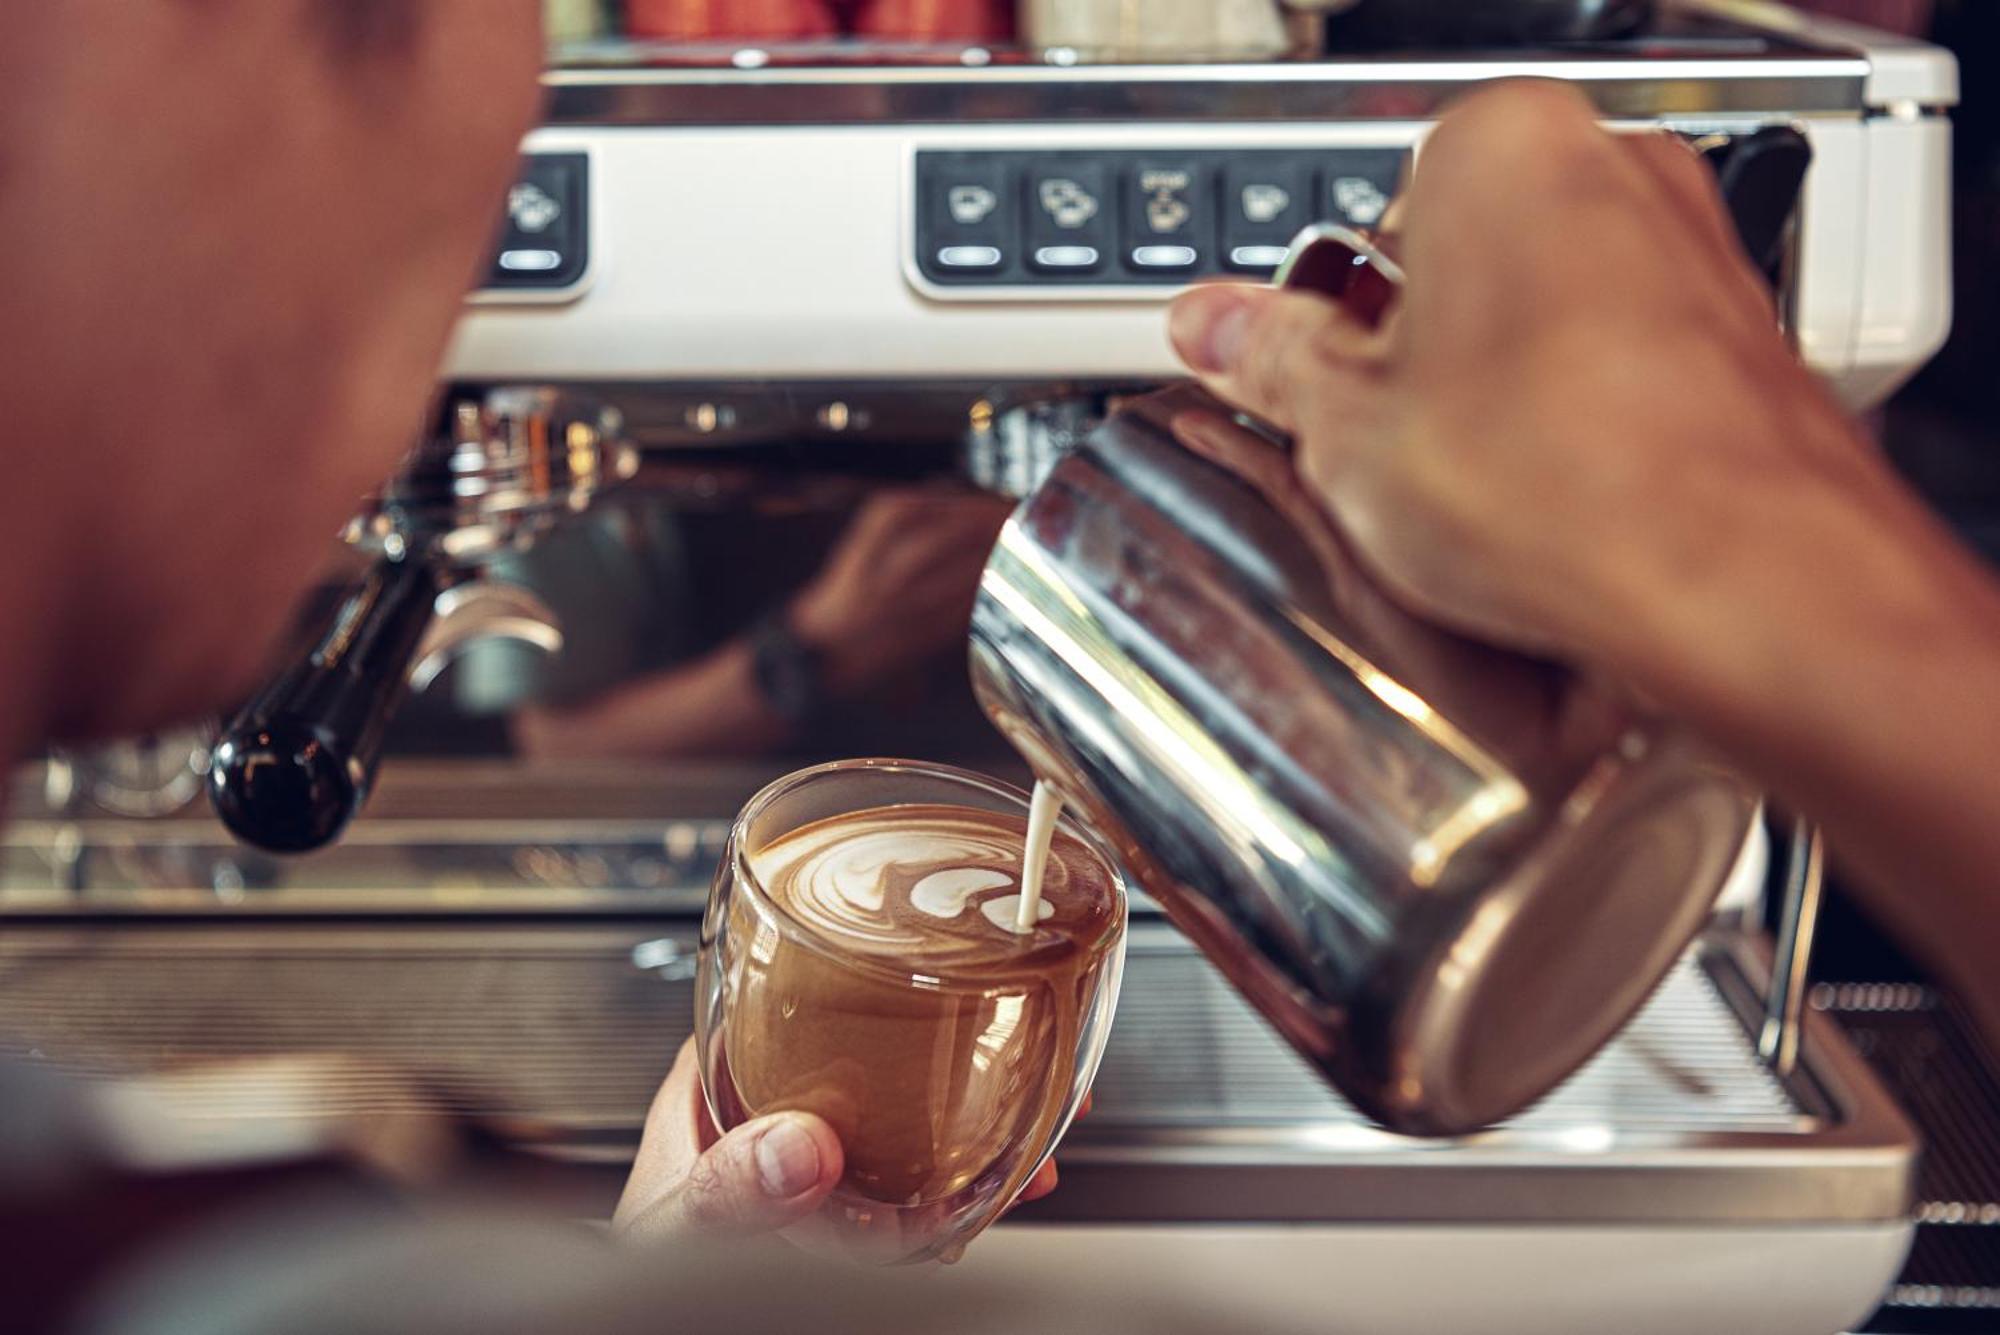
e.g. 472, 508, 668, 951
0, 3, 1978, 1331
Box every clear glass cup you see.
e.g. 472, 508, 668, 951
697, 758, 1127, 1264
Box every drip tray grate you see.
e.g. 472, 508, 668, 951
0, 925, 690, 1129
1095, 941, 1806, 1136
0, 925, 1799, 1137
1819, 982, 2000, 1322
0, 921, 1914, 1226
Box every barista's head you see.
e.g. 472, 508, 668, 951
0, 0, 543, 744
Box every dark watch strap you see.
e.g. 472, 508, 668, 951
747, 611, 827, 726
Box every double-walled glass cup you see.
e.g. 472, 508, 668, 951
697, 759, 1127, 1264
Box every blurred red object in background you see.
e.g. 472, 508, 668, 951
625, 0, 840, 40
1790, 0, 1933, 34
851, 0, 1014, 41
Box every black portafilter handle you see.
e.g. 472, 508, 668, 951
1705, 125, 1814, 286
208, 557, 441, 854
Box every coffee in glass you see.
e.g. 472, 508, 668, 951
697, 759, 1126, 1263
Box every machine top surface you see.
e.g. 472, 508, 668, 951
537, 1, 1956, 123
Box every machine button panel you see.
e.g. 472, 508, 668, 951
1221, 160, 1316, 274
1321, 149, 1405, 229
1025, 159, 1112, 273
482, 152, 589, 291
914, 147, 1411, 289
1124, 160, 1209, 272
921, 153, 1014, 273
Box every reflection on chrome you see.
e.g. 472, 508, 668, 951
985, 528, 1362, 915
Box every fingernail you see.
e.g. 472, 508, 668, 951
1170, 290, 1252, 375
754, 1116, 821, 1198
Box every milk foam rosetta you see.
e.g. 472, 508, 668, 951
746, 803, 1115, 967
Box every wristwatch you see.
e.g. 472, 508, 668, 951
748, 611, 828, 726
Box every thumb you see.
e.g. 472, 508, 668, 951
621, 1111, 845, 1242
1167, 284, 1376, 436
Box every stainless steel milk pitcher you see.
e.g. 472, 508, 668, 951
969, 227, 1755, 1136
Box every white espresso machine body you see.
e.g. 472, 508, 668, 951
425, 4, 1957, 1331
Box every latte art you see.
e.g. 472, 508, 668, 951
909, 867, 1012, 919
981, 894, 1055, 932
716, 790, 1125, 1237
748, 803, 1113, 963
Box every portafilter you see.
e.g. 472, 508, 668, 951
208, 388, 634, 854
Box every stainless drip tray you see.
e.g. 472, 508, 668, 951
0, 925, 684, 1137
0, 918, 1913, 1227
1096, 938, 1809, 1136
0, 760, 760, 914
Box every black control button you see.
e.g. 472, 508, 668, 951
1321, 150, 1407, 229
485, 153, 588, 291
1221, 160, 1315, 273
1123, 160, 1208, 273
920, 154, 1013, 277
1025, 160, 1111, 274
